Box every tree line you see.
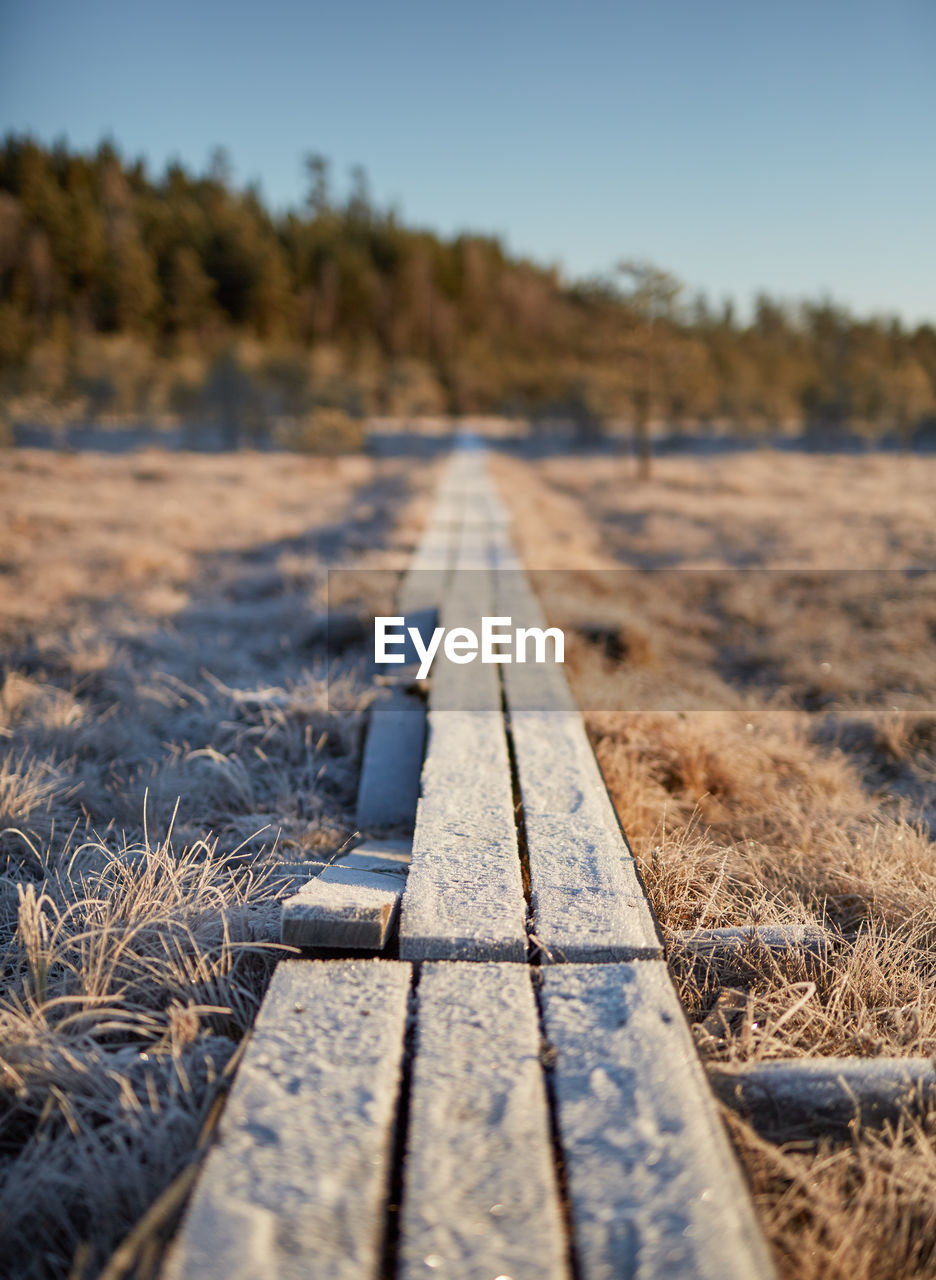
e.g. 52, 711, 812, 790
1, 134, 934, 441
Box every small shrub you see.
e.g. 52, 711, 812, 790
279, 407, 366, 454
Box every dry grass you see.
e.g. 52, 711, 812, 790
494, 445, 936, 1280
727, 1113, 936, 1280
494, 447, 936, 571
0, 448, 425, 639
0, 446, 435, 1279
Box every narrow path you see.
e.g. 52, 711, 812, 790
163, 438, 777, 1280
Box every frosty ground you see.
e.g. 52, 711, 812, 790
0, 447, 436, 1279
493, 445, 936, 1280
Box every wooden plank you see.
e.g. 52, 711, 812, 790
539, 962, 777, 1280
355, 690, 426, 831
281, 859, 408, 949
673, 924, 832, 967
337, 837, 411, 873
454, 514, 491, 570
356, 453, 461, 831
490, 561, 662, 961
488, 521, 520, 570
399, 711, 527, 961
495, 583, 574, 713
280, 843, 409, 950
241, 863, 328, 944
709, 1056, 936, 1141
511, 708, 661, 961
398, 963, 569, 1280
263, 861, 327, 892
430, 579, 503, 711
400, 476, 528, 961
164, 960, 411, 1280
164, 1200, 275, 1280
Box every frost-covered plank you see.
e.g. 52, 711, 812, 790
494, 568, 576, 712
491, 557, 661, 960
540, 963, 776, 1280
165, 960, 411, 1280
264, 861, 327, 892
355, 690, 426, 831
398, 963, 568, 1279
710, 1056, 936, 1141
337, 837, 411, 873
400, 470, 527, 960
510, 709, 661, 961
673, 923, 832, 967
357, 450, 462, 830
399, 710, 527, 961
281, 855, 408, 950
430, 570, 503, 711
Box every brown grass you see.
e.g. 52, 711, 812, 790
727, 1112, 936, 1280
493, 445, 936, 1280
0, 446, 436, 1279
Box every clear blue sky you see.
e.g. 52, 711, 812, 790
2, 0, 934, 324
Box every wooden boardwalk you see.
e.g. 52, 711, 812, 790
164, 439, 777, 1280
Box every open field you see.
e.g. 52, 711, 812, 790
0, 448, 436, 1279
4, 439, 936, 1279
492, 447, 936, 1280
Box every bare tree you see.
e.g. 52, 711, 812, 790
617, 260, 684, 479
